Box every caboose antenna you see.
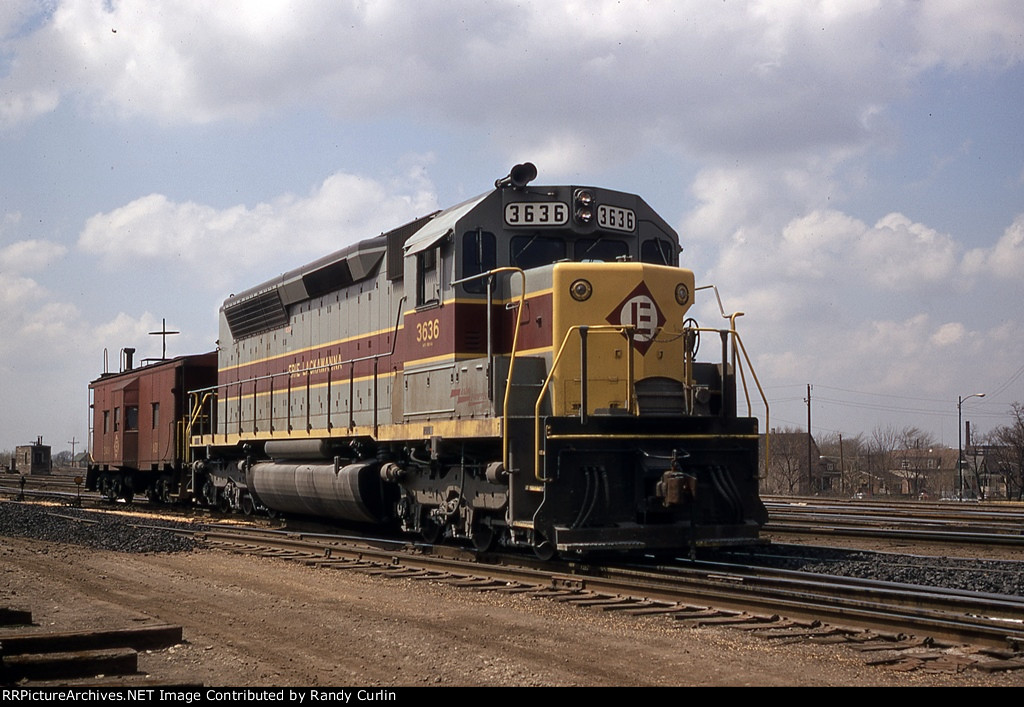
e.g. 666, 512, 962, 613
149, 318, 180, 360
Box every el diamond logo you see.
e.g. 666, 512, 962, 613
606, 282, 665, 355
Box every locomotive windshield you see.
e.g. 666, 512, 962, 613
574, 237, 628, 262
505, 234, 677, 270
641, 238, 676, 265
510, 235, 566, 270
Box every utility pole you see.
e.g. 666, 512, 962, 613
806, 384, 813, 494
149, 318, 180, 361
67, 436, 77, 466
958, 392, 985, 501
839, 433, 845, 495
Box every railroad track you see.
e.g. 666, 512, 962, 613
192, 524, 1024, 674
764, 496, 1024, 548
6, 472, 1023, 551
6, 480, 1024, 675
5, 497, 1024, 676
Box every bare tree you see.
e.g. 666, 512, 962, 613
892, 426, 938, 496
863, 425, 900, 495
764, 428, 808, 495
988, 402, 1024, 501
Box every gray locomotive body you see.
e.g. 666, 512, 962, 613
116, 164, 769, 557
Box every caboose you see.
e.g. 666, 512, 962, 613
88, 349, 217, 503
184, 164, 768, 557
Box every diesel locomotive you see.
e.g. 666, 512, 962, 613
88, 164, 768, 557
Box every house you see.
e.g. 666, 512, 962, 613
14, 436, 51, 476
762, 431, 837, 495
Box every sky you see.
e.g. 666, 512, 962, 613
1, 0, 1023, 456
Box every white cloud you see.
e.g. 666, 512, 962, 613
916, 1, 1024, 70
929, 322, 966, 347
0, 273, 46, 312
1, 2, 1020, 163
857, 213, 959, 290
77, 169, 439, 287
700, 203, 963, 328
0, 238, 68, 272
965, 215, 1024, 279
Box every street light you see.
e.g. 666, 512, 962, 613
958, 392, 985, 501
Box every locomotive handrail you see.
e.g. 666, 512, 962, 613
729, 327, 770, 478
695, 283, 769, 477
187, 297, 407, 442
533, 324, 638, 481
682, 327, 767, 423
182, 391, 215, 462
453, 266, 527, 469
532, 322, 770, 484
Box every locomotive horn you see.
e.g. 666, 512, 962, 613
495, 162, 537, 189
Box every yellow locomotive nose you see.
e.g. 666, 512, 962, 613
550, 262, 695, 417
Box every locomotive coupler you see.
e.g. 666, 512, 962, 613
657, 449, 696, 507
656, 470, 697, 507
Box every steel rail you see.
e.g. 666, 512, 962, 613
193, 524, 1024, 654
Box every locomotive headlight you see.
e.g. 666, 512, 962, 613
574, 188, 594, 224
674, 283, 690, 305
569, 278, 593, 301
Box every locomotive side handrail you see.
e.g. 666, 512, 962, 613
452, 266, 527, 469
693, 283, 770, 476
182, 391, 215, 463
187, 297, 407, 443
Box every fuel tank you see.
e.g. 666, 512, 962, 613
247, 460, 391, 523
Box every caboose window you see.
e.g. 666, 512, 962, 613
510, 235, 565, 270
461, 230, 496, 293
114, 407, 120, 432
103, 410, 110, 434
125, 405, 138, 431
574, 238, 628, 262
152, 402, 160, 430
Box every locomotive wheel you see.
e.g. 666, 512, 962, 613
157, 476, 174, 504
201, 479, 218, 508
421, 518, 442, 544
241, 494, 254, 516
106, 476, 122, 503
532, 533, 556, 561
99, 473, 113, 502
471, 524, 495, 552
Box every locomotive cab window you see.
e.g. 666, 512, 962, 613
641, 239, 676, 265
574, 238, 629, 262
510, 235, 566, 270
461, 230, 496, 293
416, 247, 440, 307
